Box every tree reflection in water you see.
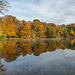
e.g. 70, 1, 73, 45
0, 39, 75, 74
0, 41, 6, 74
0, 39, 75, 62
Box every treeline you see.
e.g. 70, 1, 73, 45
0, 15, 75, 39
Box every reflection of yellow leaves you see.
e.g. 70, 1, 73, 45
46, 41, 56, 51
57, 39, 60, 42
61, 41, 63, 43
20, 42, 31, 56
1, 42, 16, 61
32, 42, 45, 56
0, 41, 3, 48
71, 39, 74, 46
56, 40, 65, 49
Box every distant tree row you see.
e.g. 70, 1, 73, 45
0, 15, 75, 39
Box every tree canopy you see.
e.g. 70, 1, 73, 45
0, 15, 75, 39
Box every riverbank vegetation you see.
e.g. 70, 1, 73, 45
0, 15, 75, 39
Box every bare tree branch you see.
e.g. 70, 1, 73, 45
0, 0, 10, 14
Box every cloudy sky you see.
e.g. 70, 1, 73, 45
1, 0, 75, 25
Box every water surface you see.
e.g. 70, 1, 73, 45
0, 39, 75, 75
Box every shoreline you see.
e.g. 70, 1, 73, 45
0, 37, 74, 41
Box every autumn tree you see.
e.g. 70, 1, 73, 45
55, 26, 63, 37
2, 15, 16, 38
70, 24, 75, 32
70, 29, 75, 36
61, 24, 68, 38
20, 20, 31, 39
33, 19, 45, 38
45, 25, 56, 38
0, 29, 3, 38
47, 23, 56, 27
30, 30, 36, 39
12, 16, 21, 37
0, 17, 4, 38
71, 39, 74, 46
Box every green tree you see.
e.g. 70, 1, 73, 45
45, 25, 56, 38
61, 24, 68, 38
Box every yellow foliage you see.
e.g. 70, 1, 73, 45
0, 30, 3, 37
55, 26, 64, 37
32, 42, 45, 56
1, 16, 16, 37
20, 42, 31, 56
1, 42, 16, 61
71, 39, 74, 46
70, 29, 74, 36
34, 21, 45, 38
20, 20, 31, 39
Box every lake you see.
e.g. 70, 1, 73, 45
0, 39, 75, 75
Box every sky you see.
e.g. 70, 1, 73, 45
1, 0, 75, 25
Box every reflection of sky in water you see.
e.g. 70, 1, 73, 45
1, 49, 75, 75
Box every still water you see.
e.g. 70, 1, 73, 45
0, 39, 75, 75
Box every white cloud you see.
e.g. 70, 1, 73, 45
2, 0, 75, 25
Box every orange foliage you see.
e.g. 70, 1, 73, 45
1, 42, 16, 62
20, 20, 31, 39
2, 15, 16, 37
20, 42, 31, 56
34, 21, 45, 38
47, 23, 56, 27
